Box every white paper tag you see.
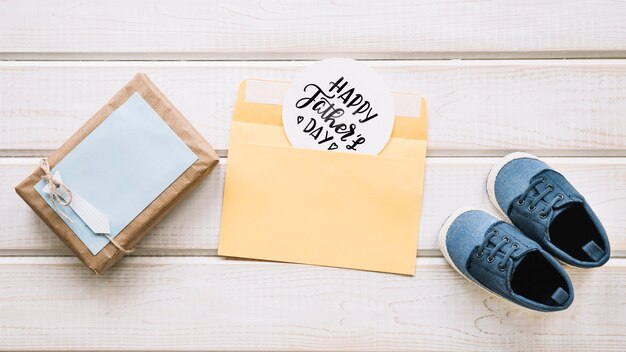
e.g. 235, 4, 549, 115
282, 58, 395, 155
42, 172, 111, 235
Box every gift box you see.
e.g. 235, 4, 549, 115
15, 74, 219, 274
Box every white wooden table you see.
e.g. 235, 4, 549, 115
1, 1, 626, 351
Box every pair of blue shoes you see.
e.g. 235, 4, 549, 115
439, 153, 611, 312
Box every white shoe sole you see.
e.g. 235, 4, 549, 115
438, 207, 481, 278
486, 152, 540, 219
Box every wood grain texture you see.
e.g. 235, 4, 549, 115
2, 61, 626, 156
1, 1, 626, 59
0, 256, 624, 351
3, 157, 625, 256
2, 2, 626, 350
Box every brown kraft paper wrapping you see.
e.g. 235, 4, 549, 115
15, 73, 219, 274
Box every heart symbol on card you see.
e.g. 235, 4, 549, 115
297, 116, 304, 124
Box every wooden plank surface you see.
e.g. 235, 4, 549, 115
3, 157, 625, 256
2, 1, 626, 60
2, 61, 626, 156
2, 3, 626, 349
0, 256, 624, 351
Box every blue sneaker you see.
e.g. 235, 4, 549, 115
487, 152, 610, 268
439, 208, 574, 312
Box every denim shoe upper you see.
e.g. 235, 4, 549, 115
492, 154, 611, 267
442, 209, 573, 312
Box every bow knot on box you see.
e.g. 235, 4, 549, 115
39, 159, 73, 218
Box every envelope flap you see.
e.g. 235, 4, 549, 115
234, 79, 427, 141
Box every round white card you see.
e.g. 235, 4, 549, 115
282, 58, 395, 155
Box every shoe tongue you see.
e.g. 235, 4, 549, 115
553, 194, 579, 206
582, 240, 605, 261
551, 287, 570, 305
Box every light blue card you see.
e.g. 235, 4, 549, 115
35, 92, 197, 255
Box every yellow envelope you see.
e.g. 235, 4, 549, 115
218, 79, 427, 275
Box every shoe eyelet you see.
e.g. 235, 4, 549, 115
528, 205, 536, 212
539, 211, 548, 219
556, 194, 564, 201
476, 251, 483, 258
498, 264, 507, 272
486, 256, 495, 263
503, 236, 510, 243
512, 244, 519, 250
516, 199, 525, 206
540, 177, 547, 182
547, 185, 554, 191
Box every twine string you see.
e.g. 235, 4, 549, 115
103, 233, 135, 254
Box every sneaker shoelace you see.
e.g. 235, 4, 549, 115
516, 177, 564, 219
476, 229, 519, 271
